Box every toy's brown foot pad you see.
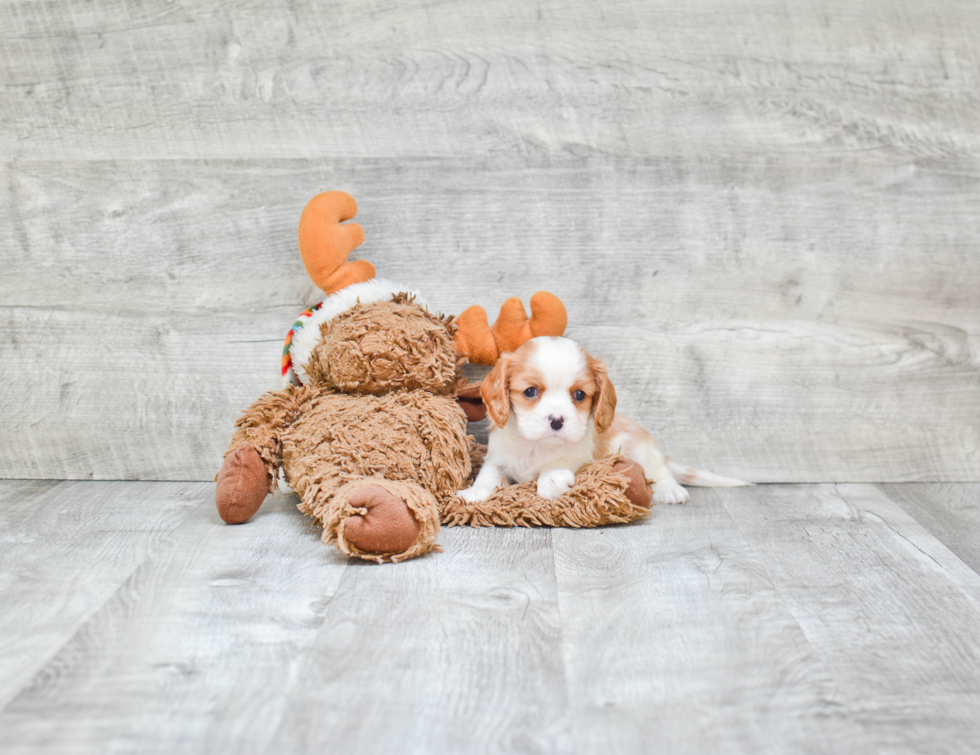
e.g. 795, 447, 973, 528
216, 443, 271, 524
343, 485, 421, 555
614, 458, 654, 509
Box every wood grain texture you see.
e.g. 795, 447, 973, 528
2, 157, 978, 481
270, 526, 570, 754
715, 484, 980, 753
1, 0, 979, 482
0, 480, 201, 710
1, 0, 979, 160
2, 481, 979, 754
0, 488, 349, 755
880, 482, 980, 575
552, 489, 863, 755
0, 305, 289, 481
0, 495, 571, 754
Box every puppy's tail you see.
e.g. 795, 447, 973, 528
665, 459, 751, 488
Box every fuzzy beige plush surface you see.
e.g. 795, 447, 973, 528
305, 294, 459, 396
282, 390, 471, 506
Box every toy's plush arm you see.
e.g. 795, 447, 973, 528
216, 383, 324, 523
226, 382, 324, 483
454, 291, 568, 366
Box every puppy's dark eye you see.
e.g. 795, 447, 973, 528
523, 387, 538, 398
572, 389, 586, 402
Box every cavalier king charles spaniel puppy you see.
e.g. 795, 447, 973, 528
458, 336, 748, 504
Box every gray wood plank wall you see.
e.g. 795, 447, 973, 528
1, 0, 978, 482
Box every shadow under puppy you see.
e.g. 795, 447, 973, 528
459, 336, 749, 505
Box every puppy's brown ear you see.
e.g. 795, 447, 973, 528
481, 353, 513, 428
589, 357, 617, 434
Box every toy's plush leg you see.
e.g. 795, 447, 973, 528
343, 486, 422, 555
303, 476, 441, 564
216, 384, 322, 523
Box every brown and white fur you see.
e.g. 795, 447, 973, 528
458, 336, 749, 504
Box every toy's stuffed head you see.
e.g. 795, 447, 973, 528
282, 279, 453, 391
305, 294, 457, 396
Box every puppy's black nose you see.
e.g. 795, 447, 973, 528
549, 415, 564, 431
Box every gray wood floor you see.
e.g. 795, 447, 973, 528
1, 480, 979, 754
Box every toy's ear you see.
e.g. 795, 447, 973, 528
456, 382, 488, 422
481, 352, 514, 428
298, 191, 375, 294
588, 356, 617, 434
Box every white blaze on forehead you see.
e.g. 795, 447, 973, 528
526, 336, 588, 391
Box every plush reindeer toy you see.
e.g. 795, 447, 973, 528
215, 191, 654, 563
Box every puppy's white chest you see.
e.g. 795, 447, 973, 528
491, 424, 595, 484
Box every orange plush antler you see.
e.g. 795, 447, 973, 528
493, 291, 568, 353
455, 291, 568, 365
298, 191, 376, 295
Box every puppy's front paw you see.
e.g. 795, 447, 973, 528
537, 469, 575, 501
458, 485, 493, 503
652, 479, 689, 505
